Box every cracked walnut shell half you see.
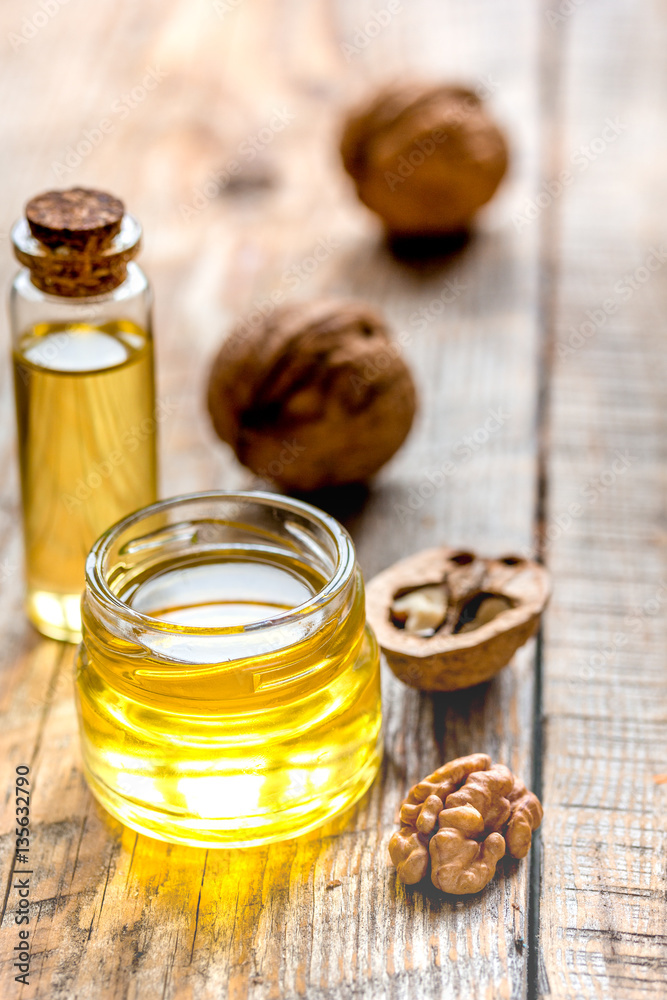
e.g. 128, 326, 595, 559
366, 546, 550, 691
340, 82, 509, 236
389, 753, 543, 894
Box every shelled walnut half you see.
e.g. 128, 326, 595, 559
389, 753, 543, 894
366, 547, 550, 691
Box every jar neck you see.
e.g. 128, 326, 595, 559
11, 213, 142, 298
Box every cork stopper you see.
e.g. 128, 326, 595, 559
12, 187, 141, 298
25, 188, 124, 251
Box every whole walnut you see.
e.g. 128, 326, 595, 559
340, 82, 509, 236
207, 300, 417, 491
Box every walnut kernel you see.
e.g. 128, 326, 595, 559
389, 754, 543, 895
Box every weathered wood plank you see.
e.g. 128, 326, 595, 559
538, 0, 667, 996
0, 1, 544, 998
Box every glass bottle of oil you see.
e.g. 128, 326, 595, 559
9, 188, 158, 642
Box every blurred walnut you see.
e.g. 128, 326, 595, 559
340, 82, 509, 236
388, 754, 542, 895
207, 300, 417, 491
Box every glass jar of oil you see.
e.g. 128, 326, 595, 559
9, 188, 157, 641
75, 491, 383, 847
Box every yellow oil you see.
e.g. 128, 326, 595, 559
76, 552, 383, 847
13, 320, 157, 641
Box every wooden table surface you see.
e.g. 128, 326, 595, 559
1, 1, 665, 998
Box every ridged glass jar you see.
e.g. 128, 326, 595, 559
75, 491, 383, 847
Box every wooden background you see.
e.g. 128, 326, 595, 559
1, 0, 666, 997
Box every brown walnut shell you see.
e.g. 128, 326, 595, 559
366, 546, 550, 691
207, 299, 417, 492
340, 82, 509, 237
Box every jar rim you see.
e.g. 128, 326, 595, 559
85, 490, 358, 636
11, 212, 142, 263
11, 213, 142, 298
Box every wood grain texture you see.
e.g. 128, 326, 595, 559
1, 0, 662, 998
538, 0, 667, 997
0, 0, 542, 995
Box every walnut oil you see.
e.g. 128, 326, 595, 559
9, 189, 157, 640
75, 492, 383, 847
